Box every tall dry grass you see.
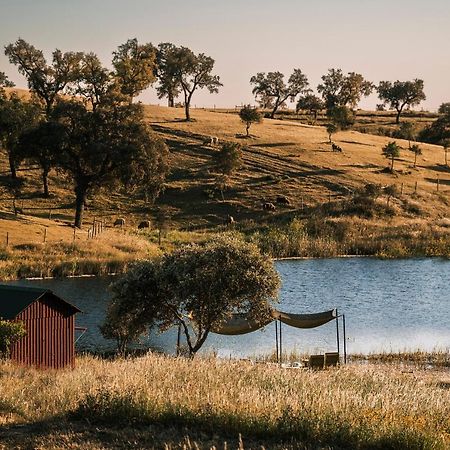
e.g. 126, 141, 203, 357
0, 354, 448, 449
0, 230, 160, 280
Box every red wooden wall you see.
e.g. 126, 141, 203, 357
10, 294, 76, 369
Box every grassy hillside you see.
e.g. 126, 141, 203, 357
0, 104, 449, 278
0, 355, 448, 449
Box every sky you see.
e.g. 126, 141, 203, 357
0, 0, 449, 111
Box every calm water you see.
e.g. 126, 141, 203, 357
8, 258, 450, 357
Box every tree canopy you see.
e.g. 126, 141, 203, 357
155, 42, 182, 107
377, 79, 426, 124
0, 93, 40, 180
239, 105, 262, 136
112, 38, 157, 103
167, 46, 222, 121
382, 141, 401, 172
102, 236, 280, 356
49, 99, 169, 227
250, 69, 309, 119
317, 69, 373, 110
296, 92, 324, 124
5, 38, 82, 115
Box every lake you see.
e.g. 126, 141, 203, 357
8, 257, 450, 358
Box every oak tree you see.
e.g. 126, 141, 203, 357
5, 38, 82, 116
112, 38, 157, 103
250, 69, 309, 119
377, 79, 426, 124
155, 42, 181, 107
239, 105, 262, 136
169, 46, 222, 121
382, 141, 401, 172
317, 69, 373, 110
296, 92, 324, 124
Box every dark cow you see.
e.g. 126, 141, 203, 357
138, 220, 151, 229
331, 142, 343, 152
276, 195, 290, 205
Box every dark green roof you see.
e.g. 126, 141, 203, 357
0, 284, 80, 320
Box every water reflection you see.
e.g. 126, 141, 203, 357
8, 258, 450, 357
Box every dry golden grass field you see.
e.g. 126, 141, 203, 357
0, 102, 449, 277
0, 354, 449, 449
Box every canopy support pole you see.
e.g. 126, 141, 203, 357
275, 320, 279, 363
336, 309, 340, 360
279, 319, 283, 365
343, 314, 347, 364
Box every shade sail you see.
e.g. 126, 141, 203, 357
211, 314, 274, 335
274, 309, 337, 329
210, 309, 337, 335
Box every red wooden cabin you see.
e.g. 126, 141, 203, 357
0, 285, 81, 369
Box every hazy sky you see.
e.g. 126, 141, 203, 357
0, 0, 449, 111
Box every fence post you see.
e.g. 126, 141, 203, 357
414, 181, 418, 193
6, 232, 9, 247
437, 177, 440, 192
400, 183, 404, 195
43, 228, 47, 243
73, 228, 76, 242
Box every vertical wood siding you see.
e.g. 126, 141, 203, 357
10, 294, 76, 369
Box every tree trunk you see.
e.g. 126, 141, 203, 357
184, 101, 190, 121
74, 184, 87, 228
246, 123, 250, 136
395, 108, 401, 124
270, 99, 280, 119
42, 167, 49, 198
8, 154, 17, 180
414, 151, 417, 167
391, 156, 395, 172
168, 92, 174, 107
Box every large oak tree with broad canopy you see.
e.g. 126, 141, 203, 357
51, 98, 169, 228
102, 235, 280, 356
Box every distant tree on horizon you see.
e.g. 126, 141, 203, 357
112, 38, 157, 104
250, 69, 309, 119
239, 105, 262, 136
317, 69, 373, 111
155, 42, 182, 107
377, 79, 426, 124
296, 92, 324, 124
5, 38, 82, 116
438, 102, 450, 116
167, 46, 222, 121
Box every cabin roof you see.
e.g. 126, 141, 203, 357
0, 284, 81, 320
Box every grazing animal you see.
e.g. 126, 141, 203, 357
203, 136, 214, 146
114, 218, 125, 227
225, 215, 235, 226
276, 195, 290, 205
263, 202, 276, 211
138, 220, 151, 229
203, 136, 219, 146
331, 142, 343, 153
